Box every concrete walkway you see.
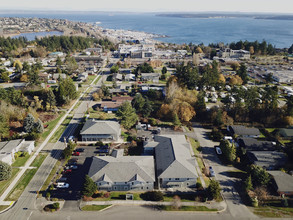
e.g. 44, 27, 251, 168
81, 200, 227, 211
0, 74, 101, 205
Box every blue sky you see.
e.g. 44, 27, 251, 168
1, 0, 293, 13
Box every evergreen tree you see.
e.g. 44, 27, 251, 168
141, 98, 153, 118
56, 56, 63, 66
245, 175, 253, 191
219, 140, 236, 163
237, 63, 248, 84
161, 66, 167, 74
46, 89, 56, 110
0, 161, 12, 181
132, 93, 145, 113
82, 175, 97, 197
34, 118, 44, 133
116, 102, 138, 129
23, 113, 35, 133
207, 180, 221, 200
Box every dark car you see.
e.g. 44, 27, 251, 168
76, 148, 85, 152
98, 148, 109, 153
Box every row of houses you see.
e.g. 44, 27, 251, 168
227, 125, 293, 196
88, 135, 198, 191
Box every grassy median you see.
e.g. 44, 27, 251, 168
81, 205, 111, 211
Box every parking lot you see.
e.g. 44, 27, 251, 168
51, 145, 101, 200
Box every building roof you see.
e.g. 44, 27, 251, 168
238, 138, 276, 151
80, 119, 120, 135
99, 101, 122, 109
154, 135, 197, 179
229, 125, 260, 136
268, 171, 293, 193
279, 128, 293, 138
247, 151, 286, 169
0, 139, 24, 154
112, 96, 133, 102
88, 151, 155, 183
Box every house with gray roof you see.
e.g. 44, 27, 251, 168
268, 171, 293, 196
80, 119, 121, 142
238, 138, 276, 151
0, 139, 35, 165
154, 135, 198, 189
279, 128, 293, 139
228, 125, 260, 138
88, 149, 155, 191
247, 151, 287, 170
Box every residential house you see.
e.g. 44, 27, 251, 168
141, 73, 160, 83
98, 96, 133, 112
88, 149, 155, 191
154, 135, 198, 189
0, 139, 35, 165
77, 72, 88, 82
237, 138, 276, 151
80, 119, 121, 142
51, 73, 67, 81
247, 151, 287, 170
227, 125, 260, 138
279, 128, 293, 139
268, 171, 293, 196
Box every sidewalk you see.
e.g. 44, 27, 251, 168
0, 74, 101, 204
80, 200, 227, 212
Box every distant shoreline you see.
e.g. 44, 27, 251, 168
156, 13, 293, 20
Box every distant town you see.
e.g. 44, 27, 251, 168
0, 16, 293, 220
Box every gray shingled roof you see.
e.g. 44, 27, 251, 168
154, 135, 197, 179
229, 125, 260, 136
0, 139, 23, 153
247, 151, 286, 169
238, 138, 276, 151
268, 171, 293, 193
80, 119, 120, 135
88, 155, 155, 183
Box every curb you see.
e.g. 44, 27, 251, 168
0, 201, 15, 214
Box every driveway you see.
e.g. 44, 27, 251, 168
191, 123, 257, 219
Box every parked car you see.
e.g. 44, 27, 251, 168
215, 146, 222, 155
209, 166, 215, 177
72, 151, 80, 156
70, 165, 78, 170
98, 148, 109, 153
75, 148, 85, 152
56, 182, 69, 188
67, 136, 74, 142
57, 177, 67, 182
63, 169, 72, 174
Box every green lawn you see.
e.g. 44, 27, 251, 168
81, 205, 111, 211
5, 168, 37, 201
40, 160, 61, 192
12, 154, 30, 167
40, 111, 66, 142
0, 205, 9, 212
159, 205, 217, 211
87, 75, 97, 84
254, 206, 293, 218
0, 168, 20, 197
93, 192, 142, 201
30, 153, 47, 168
49, 116, 72, 143
95, 76, 102, 85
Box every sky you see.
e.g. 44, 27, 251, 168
0, 0, 293, 13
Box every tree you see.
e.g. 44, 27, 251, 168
249, 165, 271, 187
13, 60, 23, 73
110, 65, 119, 74
0, 71, 9, 82
34, 118, 44, 133
229, 75, 243, 86
82, 175, 97, 197
288, 44, 293, 54
161, 66, 167, 74
116, 102, 138, 129
245, 175, 253, 191
0, 161, 12, 181
28, 69, 40, 85
237, 63, 248, 84
219, 140, 236, 163
132, 93, 145, 113
0, 114, 9, 141
56, 56, 63, 66
173, 113, 181, 127
141, 98, 153, 118
207, 180, 221, 200
23, 113, 35, 133
65, 56, 78, 74
45, 89, 56, 110
175, 101, 196, 122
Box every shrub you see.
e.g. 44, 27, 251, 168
282, 199, 289, 207
0, 161, 12, 181
140, 191, 164, 201
196, 182, 203, 190
46, 192, 51, 199
104, 192, 110, 198
52, 202, 60, 210
95, 141, 104, 147
82, 175, 97, 197
206, 180, 221, 200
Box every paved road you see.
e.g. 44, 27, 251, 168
191, 123, 258, 219
0, 73, 103, 220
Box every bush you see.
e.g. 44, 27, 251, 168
206, 180, 221, 200
95, 141, 104, 147
196, 182, 203, 190
282, 199, 289, 207
140, 191, 164, 201
0, 161, 12, 181
104, 192, 110, 198
46, 192, 51, 199
211, 128, 223, 141
52, 202, 60, 210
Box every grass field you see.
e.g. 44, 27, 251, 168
40, 111, 66, 142
40, 160, 61, 192
0, 205, 9, 212
5, 169, 37, 201
81, 205, 111, 211
49, 116, 72, 143
12, 154, 30, 167
93, 192, 142, 201
30, 153, 48, 168
0, 168, 20, 197
254, 206, 293, 218
159, 205, 217, 211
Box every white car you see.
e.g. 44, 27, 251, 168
67, 136, 74, 142
56, 182, 69, 188
215, 147, 222, 155
209, 166, 215, 177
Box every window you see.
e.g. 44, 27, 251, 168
146, 187, 149, 189
99, 183, 101, 186
187, 178, 189, 180
169, 178, 171, 180
141, 187, 143, 190
187, 183, 189, 186
132, 182, 134, 185
125, 182, 127, 184
175, 178, 179, 180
